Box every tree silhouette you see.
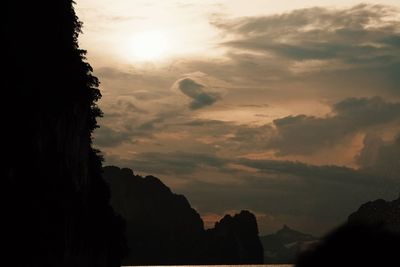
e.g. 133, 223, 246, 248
2, 1, 126, 266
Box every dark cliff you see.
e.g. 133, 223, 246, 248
103, 166, 263, 265
204, 210, 264, 264
348, 197, 400, 233
3, 1, 126, 266
103, 166, 204, 264
295, 197, 400, 267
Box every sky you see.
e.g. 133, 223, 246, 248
75, 0, 400, 235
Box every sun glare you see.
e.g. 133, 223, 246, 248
129, 30, 171, 61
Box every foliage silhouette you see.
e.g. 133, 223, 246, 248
3, 1, 126, 266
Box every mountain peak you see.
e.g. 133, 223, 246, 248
275, 225, 317, 244
261, 225, 319, 264
277, 224, 298, 235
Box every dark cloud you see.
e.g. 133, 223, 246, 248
230, 124, 275, 144
94, 110, 183, 148
94, 125, 135, 147
213, 4, 394, 34
333, 97, 400, 125
118, 151, 228, 175
355, 134, 384, 168
95, 66, 176, 98
180, 119, 231, 127
176, 78, 222, 109
356, 133, 400, 180
214, 4, 400, 62
132, 111, 181, 133
207, 4, 400, 95
114, 98, 148, 114
96, 95, 400, 163
269, 97, 400, 156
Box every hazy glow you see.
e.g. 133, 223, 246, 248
127, 31, 171, 61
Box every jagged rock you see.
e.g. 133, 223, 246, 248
103, 166, 264, 265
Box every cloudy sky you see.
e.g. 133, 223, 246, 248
76, 0, 400, 235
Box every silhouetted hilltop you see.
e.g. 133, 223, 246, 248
348, 197, 400, 233
204, 210, 264, 264
103, 166, 263, 265
3, 1, 126, 266
295, 197, 400, 267
103, 166, 204, 264
261, 225, 318, 264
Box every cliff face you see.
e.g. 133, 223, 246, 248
3, 1, 126, 266
103, 166, 264, 265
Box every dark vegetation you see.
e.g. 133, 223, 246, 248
3, 1, 126, 266
103, 166, 264, 265
296, 197, 400, 267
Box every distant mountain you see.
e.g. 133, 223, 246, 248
102, 166, 263, 265
261, 225, 318, 264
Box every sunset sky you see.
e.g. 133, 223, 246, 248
76, 0, 400, 235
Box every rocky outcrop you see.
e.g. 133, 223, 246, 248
3, 1, 126, 266
295, 223, 400, 267
204, 211, 264, 264
261, 225, 318, 264
103, 166, 204, 265
295, 197, 400, 267
103, 166, 263, 265
348, 197, 400, 233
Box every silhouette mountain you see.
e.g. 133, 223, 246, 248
348, 197, 400, 233
103, 166, 204, 264
3, 1, 126, 266
295, 196, 400, 267
261, 225, 318, 264
103, 166, 264, 265
205, 210, 264, 264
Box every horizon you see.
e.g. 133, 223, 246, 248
76, 0, 400, 236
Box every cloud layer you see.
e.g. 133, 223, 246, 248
270, 97, 400, 155
83, 4, 400, 235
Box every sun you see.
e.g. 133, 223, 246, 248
129, 30, 171, 61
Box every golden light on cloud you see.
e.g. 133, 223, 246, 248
128, 30, 172, 61
72, 0, 400, 238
